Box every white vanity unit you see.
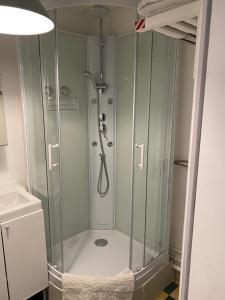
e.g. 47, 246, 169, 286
0, 185, 48, 300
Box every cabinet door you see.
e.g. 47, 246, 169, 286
1, 210, 48, 300
0, 234, 8, 300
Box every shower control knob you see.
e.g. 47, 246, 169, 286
99, 113, 106, 122
99, 123, 106, 132
92, 141, 97, 147
108, 98, 113, 104
107, 142, 113, 147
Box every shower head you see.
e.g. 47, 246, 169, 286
82, 71, 97, 87
81, 5, 110, 18
82, 70, 107, 92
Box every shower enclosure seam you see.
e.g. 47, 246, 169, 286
87, 37, 92, 229
165, 41, 181, 257
142, 32, 154, 268
113, 38, 117, 229
37, 36, 54, 266
129, 31, 138, 270
54, 9, 64, 273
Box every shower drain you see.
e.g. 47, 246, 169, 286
95, 239, 108, 247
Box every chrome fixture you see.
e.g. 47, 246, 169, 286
60, 86, 70, 97
107, 142, 113, 148
83, 71, 107, 93
135, 144, 145, 170
94, 239, 108, 247
83, 71, 110, 197
174, 160, 188, 168
92, 141, 98, 147
82, 6, 111, 197
99, 113, 106, 122
108, 98, 113, 104
82, 5, 110, 93
0, 0, 54, 35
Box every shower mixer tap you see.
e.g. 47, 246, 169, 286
99, 113, 106, 122
99, 123, 108, 141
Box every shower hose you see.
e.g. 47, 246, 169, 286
96, 90, 110, 197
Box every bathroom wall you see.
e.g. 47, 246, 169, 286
0, 36, 27, 189
170, 41, 195, 265
188, 1, 225, 298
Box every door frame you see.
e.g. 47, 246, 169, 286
179, 1, 212, 299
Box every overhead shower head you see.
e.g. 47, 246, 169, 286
81, 5, 110, 18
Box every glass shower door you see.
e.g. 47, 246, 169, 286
39, 31, 63, 272
131, 31, 177, 271
144, 32, 177, 266
20, 30, 63, 273
131, 31, 153, 272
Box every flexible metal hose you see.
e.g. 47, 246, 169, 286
96, 90, 109, 197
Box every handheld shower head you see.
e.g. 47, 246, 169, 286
83, 70, 107, 93
82, 71, 97, 87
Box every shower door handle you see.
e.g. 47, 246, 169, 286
135, 144, 144, 170
48, 143, 59, 171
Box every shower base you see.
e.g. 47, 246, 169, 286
63, 229, 154, 277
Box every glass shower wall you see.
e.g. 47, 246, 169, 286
115, 33, 136, 239
20, 29, 64, 272
20, 36, 51, 262
57, 31, 90, 271
131, 31, 153, 272
39, 30, 63, 272
144, 33, 177, 266
131, 31, 178, 271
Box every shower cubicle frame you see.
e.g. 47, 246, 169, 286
21, 3, 177, 292
19, 0, 197, 297
44, 27, 178, 293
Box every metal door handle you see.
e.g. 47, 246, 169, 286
48, 144, 59, 171
135, 144, 144, 170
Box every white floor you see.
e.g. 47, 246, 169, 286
63, 229, 153, 277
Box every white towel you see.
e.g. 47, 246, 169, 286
62, 269, 134, 300
138, 0, 195, 17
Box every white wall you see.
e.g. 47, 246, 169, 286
188, 1, 225, 298
170, 41, 195, 263
0, 36, 27, 189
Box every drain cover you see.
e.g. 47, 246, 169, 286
95, 239, 108, 247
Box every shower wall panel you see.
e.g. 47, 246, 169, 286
20, 36, 51, 260
115, 33, 136, 236
144, 33, 177, 265
87, 36, 115, 230
58, 32, 89, 239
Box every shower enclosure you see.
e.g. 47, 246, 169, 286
19, 2, 178, 296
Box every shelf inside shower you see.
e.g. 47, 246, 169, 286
62, 229, 154, 277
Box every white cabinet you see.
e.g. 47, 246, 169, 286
0, 235, 8, 300
1, 210, 48, 300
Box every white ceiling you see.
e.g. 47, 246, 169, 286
55, 5, 137, 35
41, 0, 139, 10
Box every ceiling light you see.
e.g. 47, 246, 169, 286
0, 0, 54, 35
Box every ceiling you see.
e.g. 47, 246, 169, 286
55, 5, 137, 35
41, 0, 139, 10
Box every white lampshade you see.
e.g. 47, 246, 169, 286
0, 0, 54, 35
